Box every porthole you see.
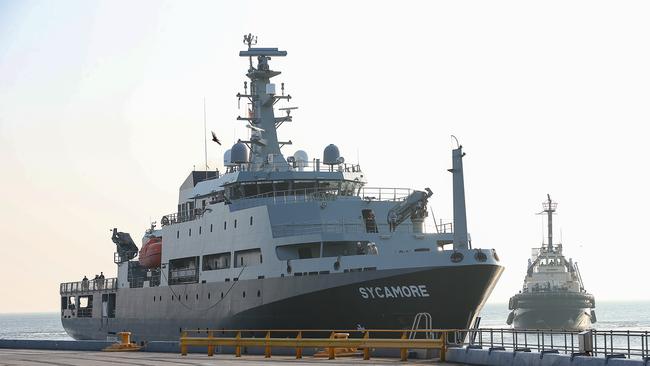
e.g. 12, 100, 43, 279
196, 294, 199, 300
224, 221, 227, 230
159, 296, 162, 301
185, 294, 188, 301
450, 252, 464, 263
208, 293, 211, 299
177, 231, 179, 239
250, 216, 253, 225
153, 296, 156, 302
234, 219, 237, 228
199, 226, 202, 235
242, 291, 246, 298
221, 292, 224, 299
188, 228, 192, 237
474, 251, 488, 263
210, 224, 213, 232
257, 290, 261, 297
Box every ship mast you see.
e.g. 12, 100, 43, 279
539, 194, 557, 251
235, 34, 294, 172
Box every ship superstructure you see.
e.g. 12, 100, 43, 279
59, 35, 503, 341
507, 195, 596, 330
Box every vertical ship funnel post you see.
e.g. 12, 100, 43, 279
449, 138, 469, 250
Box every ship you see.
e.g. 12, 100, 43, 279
59, 35, 503, 341
507, 195, 596, 330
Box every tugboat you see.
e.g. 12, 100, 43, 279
59, 35, 503, 341
507, 195, 596, 330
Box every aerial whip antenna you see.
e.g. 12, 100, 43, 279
203, 97, 208, 178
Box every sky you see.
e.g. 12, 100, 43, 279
1, 1, 649, 313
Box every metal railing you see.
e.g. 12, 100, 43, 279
467, 328, 650, 360
225, 161, 363, 174
180, 328, 447, 361
271, 222, 416, 237
358, 187, 412, 202
60, 278, 117, 294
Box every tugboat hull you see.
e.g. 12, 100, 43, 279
508, 292, 595, 330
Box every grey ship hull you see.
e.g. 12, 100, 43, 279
509, 292, 595, 331
63, 264, 502, 341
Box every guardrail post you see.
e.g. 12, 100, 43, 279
441, 331, 447, 362
265, 331, 271, 358
180, 331, 188, 356
207, 330, 214, 357
400, 331, 408, 361
328, 331, 336, 360
296, 331, 302, 359
235, 331, 241, 357
363, 331, 370, 360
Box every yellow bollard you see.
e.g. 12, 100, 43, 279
295, 331, 302, 359
118, 332, 131, 345
264, 331, 271, 358
328, 331, 336, 360
235, 331, 241, 357
363, 331, 370, 360
207, 331, 214, 357
180, 331, 188, 356
400, 331, 408, 361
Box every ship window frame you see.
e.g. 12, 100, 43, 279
199, 226, 202, 235
210, 224, 213, 232
189, 228, 192, 237
234, 219, 237, 228
250, 216, 253, 226
202, 252, 231, 271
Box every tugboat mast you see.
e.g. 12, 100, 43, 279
539, 194, 557, 251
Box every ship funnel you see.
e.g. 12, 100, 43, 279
449, 145, 469, 250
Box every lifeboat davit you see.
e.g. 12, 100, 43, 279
139, 236, 162, 268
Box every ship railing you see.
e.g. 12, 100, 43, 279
271, 222, 416, 237
225, 161, 363, 174
163, 208, 206, 225
59, 278, 118, 294
464, 328, 650, 360
358, 187, 412, 202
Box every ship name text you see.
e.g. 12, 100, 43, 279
359, 285, 430, 299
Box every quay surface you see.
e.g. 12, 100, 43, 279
0, 349, 453, 365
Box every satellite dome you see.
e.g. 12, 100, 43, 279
230, 142, 249, 164
293, 150, 309, 171
323, 144, 340, 165
223, 149, 235, 167
293, 150, 309, 163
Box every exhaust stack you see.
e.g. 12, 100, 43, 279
449, 144, 469, 250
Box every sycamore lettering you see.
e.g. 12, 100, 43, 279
358, 285, 430, 299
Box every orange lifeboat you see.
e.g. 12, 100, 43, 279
139, 236, 162, 269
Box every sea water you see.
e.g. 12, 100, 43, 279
0, 301, 648, 340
